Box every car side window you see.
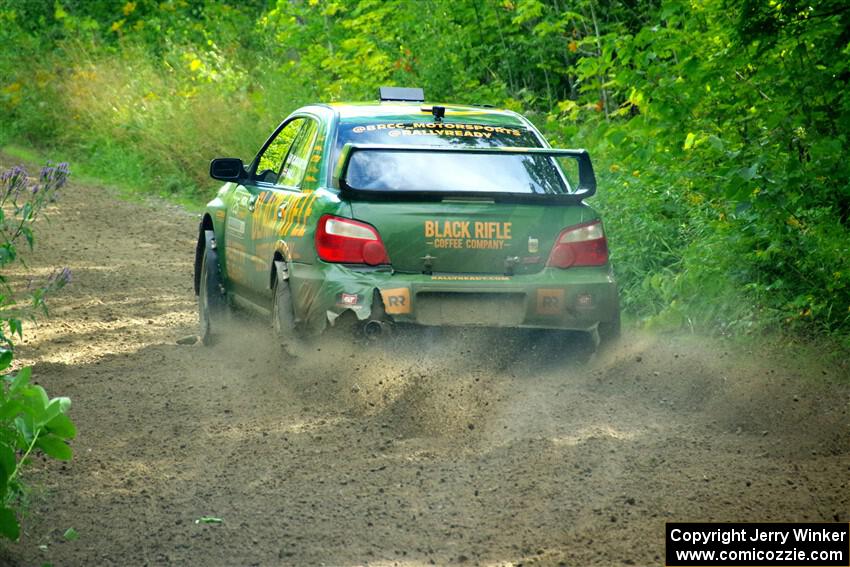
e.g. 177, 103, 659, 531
255, 118, 303, 184
278, 119, 319, 188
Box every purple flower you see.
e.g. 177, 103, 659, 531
1, 165, 29, 200
40, 162, 70, 193
46, 267, 72, 289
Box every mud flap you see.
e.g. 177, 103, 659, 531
194, 227, 216, 295
194, 229, 218, 296
274, 260, 289, 282
589, 324, 601, 350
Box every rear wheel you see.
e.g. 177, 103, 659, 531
272, 276, 305, 355
199, 248, 227, 345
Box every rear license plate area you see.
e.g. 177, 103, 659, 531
415, 292, 526, 326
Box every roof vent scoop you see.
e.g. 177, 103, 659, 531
378, 86, 425, 102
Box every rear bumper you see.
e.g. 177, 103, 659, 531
288, 262, 618, 333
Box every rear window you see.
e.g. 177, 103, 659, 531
336, 121, 572, 195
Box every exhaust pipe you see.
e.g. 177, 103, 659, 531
363, 320, 392, 340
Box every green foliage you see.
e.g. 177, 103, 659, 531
0, 163, 75, 541
0, 355, 76, 540
0, 163, 72, 333
1, 0, 849, 341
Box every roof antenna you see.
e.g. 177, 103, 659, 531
431, 105, 446, 123
378, 86, 425, 102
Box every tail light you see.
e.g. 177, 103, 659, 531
315, 215, 390, 266
547, 220, 609, 268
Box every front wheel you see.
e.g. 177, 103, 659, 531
199, 248, 227, 346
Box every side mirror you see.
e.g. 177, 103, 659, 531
209, 158, 246, 183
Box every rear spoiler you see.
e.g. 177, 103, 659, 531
332, 144, 597, 204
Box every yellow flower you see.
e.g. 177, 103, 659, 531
189, 59, 202, 72
123, 2, 136, 15
2, 82, 22, 107
110, 19, 125, 32
609, 164, 620, 173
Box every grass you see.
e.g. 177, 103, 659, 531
2, 43, 257, 212
1, 142, 207, 214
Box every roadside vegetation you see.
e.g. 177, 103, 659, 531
0, 162, 75, 542
1, 0, 848, 345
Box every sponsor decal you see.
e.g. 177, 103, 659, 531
248, 191, 318, 241
351, 122, 523, 138
226, 216, 245, 236
303, 134, 324, 186
381, 288, 411, 315
536, 289, 565, 315
424, 220, 512, 250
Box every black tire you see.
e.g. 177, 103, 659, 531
272, 276, 305, 355
199, 248, 226, 346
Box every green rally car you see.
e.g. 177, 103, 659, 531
195, 87, 619, 348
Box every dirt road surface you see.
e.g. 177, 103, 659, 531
1, 168, 849, 566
